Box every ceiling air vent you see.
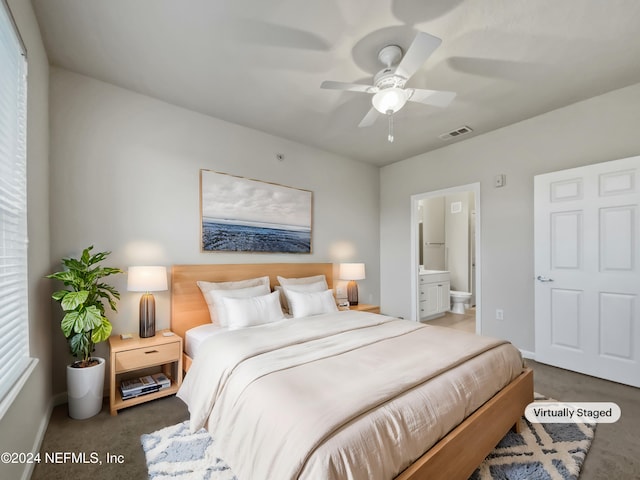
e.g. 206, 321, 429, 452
439, 126, 473, 141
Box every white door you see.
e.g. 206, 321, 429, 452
534, 155, 640, 387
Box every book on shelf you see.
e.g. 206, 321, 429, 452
152, 372, 171, 389
121, 374, 170, 400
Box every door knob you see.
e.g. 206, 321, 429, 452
536, 275, 554, 282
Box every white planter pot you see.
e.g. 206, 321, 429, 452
66, 357, 105, 419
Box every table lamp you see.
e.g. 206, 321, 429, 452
127, 266, 168, 338
339, 263, 366, 306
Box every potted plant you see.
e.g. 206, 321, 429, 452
47, 246, 122, 419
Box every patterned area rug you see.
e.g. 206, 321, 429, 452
141, 421, 236, 480
141, 394, 595, 480
470, 393, 596, 480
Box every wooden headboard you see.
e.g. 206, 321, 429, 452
170, 263, 335, 341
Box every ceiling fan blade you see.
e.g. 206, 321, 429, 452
358, 107, 379, 128
320, 81, 376, 93
408, 89, 456, 108
395, 32, 442, 80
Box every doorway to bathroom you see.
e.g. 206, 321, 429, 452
410, 183, 481, 333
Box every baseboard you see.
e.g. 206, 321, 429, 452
52, 391, 68, 407
520, 349, 535, 360
21, 396, 55, 480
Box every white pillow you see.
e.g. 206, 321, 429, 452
197, 275, 270, 292
277, 274, 328, 288
275, 281, 327, 314
284, 289, 338, 318
208, 284, 270, 327
220, 291, 284, 330
197, 276, 270, 325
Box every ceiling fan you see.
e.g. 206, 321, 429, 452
321, 31, 456, 142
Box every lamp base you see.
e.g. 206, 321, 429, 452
139, 293, 156, 338
347, 280, 359, 306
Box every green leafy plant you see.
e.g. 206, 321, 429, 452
47, 246, 123, 367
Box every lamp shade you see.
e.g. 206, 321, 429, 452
339, 263, 366, 281
127, 266, 168, 292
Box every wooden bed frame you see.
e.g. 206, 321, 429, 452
170, 263, 533, 480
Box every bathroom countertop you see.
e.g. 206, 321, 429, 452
419, 269, 449, 275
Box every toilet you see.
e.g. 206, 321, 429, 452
450, 291, 472, 314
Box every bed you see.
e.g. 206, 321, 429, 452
171, 263, 533, 480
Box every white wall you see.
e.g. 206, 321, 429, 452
0, 1, 51, 480
381, 82, 640, 352
49, 68, 380, 394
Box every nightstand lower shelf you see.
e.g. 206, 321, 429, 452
111, 380, 180, 414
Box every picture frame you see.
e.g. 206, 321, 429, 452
200, 170, 313, 253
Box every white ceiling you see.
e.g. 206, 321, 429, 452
32, 0, 640, 166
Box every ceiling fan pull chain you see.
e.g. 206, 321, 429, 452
387, 110, 394, 143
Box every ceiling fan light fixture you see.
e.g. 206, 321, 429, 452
372, 87, 409, 114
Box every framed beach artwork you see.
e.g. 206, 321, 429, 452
200, 170, 313, 253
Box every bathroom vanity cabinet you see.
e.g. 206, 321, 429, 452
419, 271, 450, 319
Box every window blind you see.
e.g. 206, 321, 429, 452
0, 0, 31, 416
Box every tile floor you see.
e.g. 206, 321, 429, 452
423, 307, 476, 333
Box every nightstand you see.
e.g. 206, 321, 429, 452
349, 304, 381, 314
108, 330, 183, 415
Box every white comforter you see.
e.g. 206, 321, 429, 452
177, 311, 523, 480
